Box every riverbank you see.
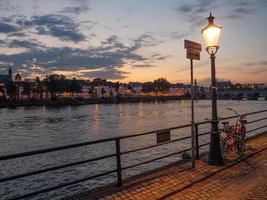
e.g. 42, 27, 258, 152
0, 96, 266, 109
0, 95, 188, 108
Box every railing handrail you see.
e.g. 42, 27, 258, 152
220, 109, 267, 120
1, 109, 267, 161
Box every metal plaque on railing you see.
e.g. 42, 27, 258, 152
157, 130, 171, 144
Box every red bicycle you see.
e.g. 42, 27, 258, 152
220, 108, 247, 163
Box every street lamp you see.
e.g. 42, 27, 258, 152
201, 13, 223, 165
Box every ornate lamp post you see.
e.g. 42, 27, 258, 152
201, 13, 223, 165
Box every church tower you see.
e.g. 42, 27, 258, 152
194, 78, 197, 86
194, 78, 199, 96
15, 72, 22, 82
8, 66, 12, 81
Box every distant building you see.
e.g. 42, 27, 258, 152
0, 75, 8, 97
0, 74, 9, 85
0, 67, 12, 97
132, 86, 142, 95
0, 66, 12, 85
79, 82, 92, 98
8, 66, 12, 81
94, 85, 117, 97
129, 82, 142, 96
217, 81, 232, 91
169, 87, 185, 96
194, 79, 200, 96
15, 73, 22, 82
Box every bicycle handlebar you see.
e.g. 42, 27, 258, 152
204, 108, 245, 122
226, 108, 244, 118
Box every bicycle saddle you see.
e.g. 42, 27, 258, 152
241, 119, 247, 124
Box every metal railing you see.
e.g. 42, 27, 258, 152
0, 109, 267, 200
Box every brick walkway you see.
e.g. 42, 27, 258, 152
64, 134, 267, 200
166, 144, 267, 200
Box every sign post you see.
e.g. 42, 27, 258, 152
184, 40, 201, 168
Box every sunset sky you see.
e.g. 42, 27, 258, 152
0, 0, 266, 84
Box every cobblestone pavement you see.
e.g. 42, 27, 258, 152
64, 134, 267, 200
166, 145, 267, 200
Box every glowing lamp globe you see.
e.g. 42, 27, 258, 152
201, 13, 222, 54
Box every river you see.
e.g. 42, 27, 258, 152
0, 100, 266, 199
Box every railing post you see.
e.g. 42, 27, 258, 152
195, 123, 200, 159
115, 138, 122, 186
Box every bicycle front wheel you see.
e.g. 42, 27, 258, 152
221, 135, 245, 163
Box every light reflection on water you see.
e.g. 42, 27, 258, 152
0, 100, 266, 199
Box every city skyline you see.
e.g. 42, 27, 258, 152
0, 0, 266, 84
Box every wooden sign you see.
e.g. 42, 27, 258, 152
184, 40, 202, 52
187, 49, 200, 60
157, 130, 170, 144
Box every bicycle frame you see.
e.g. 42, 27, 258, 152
227, 108, 247, 139
220, 108, 247, 162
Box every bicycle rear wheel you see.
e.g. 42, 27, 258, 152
221, 135, 245, 163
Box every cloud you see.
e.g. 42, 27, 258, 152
132, 64, 156, 68
250, 66, 267, 74
7, 32, 26, 37
175, 0, 219, 15
244, 60, 267, 66
0, 33, 158, 79
31, 14, 86, 42
39, 25, 85, 42
173, 0, 220, 31
177, 60, 210, 73
0, 22, 18, 33
5, 39, 43, 49
171, 31, 190, 40
58, 6, 89, 14
242, 60, 267, 73
131, 33, 160, 49
0, 0, 17, 12
1, 14, 87, 42
224, 0, 267, 19
151, 53, 170, 60
175, 0, 266, 30
177, 4, 193, 13
101, 35, 126, 50
225, 60, 267, 75
85, 68, 129, 80
0, 38, 44, 50
226, 7, 255, 19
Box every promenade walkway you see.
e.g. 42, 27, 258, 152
65, 133, 267, 200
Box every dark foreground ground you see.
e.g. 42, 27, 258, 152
64, 133, 267, 200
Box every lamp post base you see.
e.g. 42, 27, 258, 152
208, 131, 224, 165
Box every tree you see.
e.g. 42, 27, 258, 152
115, 82, 120, 93
127, 84, 133, 90
153, 78, 171, 93
91, 78, 107, 86
88, 87, 96, 98
47, 74, 66, 100
22, 81, 32, 99
101, 88, 106, 97
184, 91, 191, 99
141, 78, 171, 93
142, 81, 154, 93
6, 81, 16, 100
67, 78, 81, 99
33, 76, 44, 99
